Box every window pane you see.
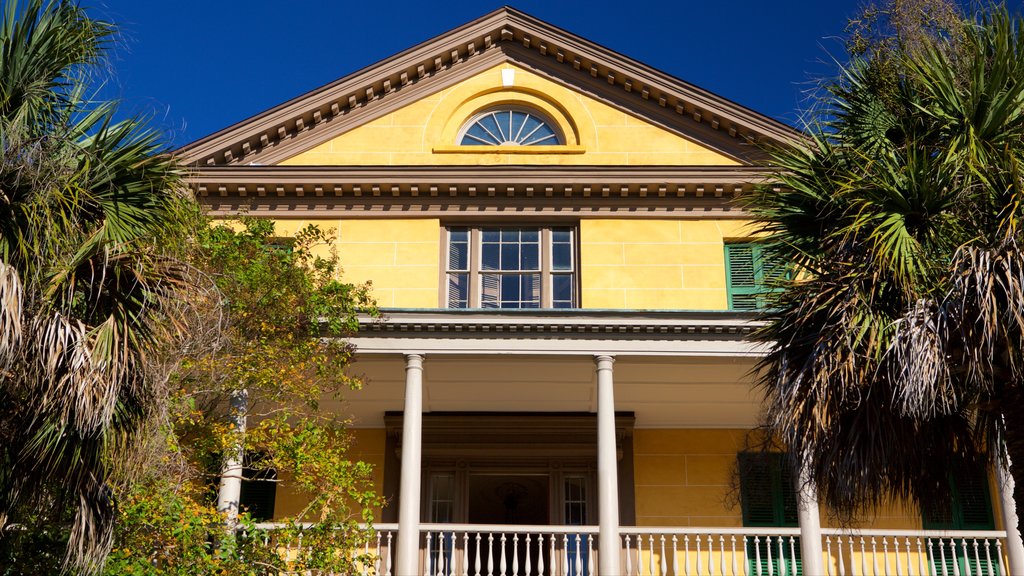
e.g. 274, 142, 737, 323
522, 229, 539, 243
521, 273, 540, 306
482, 229, 500, 243
552, 243, 572, 271
521, 242, 539, 270
482, 242, 500, 271
501, 228, 519, 242
449, 241, 468, 271
448, 274, 468, 308
501, 274, 520, 304
481, 273, 500, 308
501, 243, 520, 271
553, 274, 573, 307
552, 229, 571, 243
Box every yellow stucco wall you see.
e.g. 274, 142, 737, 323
273, 428, 386, 521
280, 63, 738, 167
580, 219, 755, 310
270, 218, 440, 308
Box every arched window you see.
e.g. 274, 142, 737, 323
458, 107, 563, 146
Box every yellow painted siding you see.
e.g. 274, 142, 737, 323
633, 429, 747, 527
580, 219, 757, 310
281, 64, 738, 167
268, 218, 440, 308
273, 428, 386, 521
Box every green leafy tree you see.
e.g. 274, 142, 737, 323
750, 2, 1024, 528
100, 218, 382, 576
0, 1, 187, 572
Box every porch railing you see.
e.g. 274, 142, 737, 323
248, 523, 1010, 576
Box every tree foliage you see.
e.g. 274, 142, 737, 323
750, 1, 1024, 524
99, 218, 382, 576
0, 1, 188, 572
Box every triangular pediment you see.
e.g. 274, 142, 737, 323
178, 7, 801, 168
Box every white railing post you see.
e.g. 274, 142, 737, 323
796, 464, 825, 576
216, 388, 248, 529
396, 353, 426, 576
595, 354, 621, 576
997, 454, 1024, 576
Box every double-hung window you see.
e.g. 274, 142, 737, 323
446, 226, 576, 309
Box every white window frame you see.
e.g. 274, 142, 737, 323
443, 225, 578, 309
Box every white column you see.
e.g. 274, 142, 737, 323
595, 355, 621, 575
997, 455, 1024, 575
795, 463, 824, 576
396, 353, 425, 576
217, 388, 248, 529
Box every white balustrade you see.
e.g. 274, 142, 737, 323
419, 523, 598, 576
242, 523, 1010, 576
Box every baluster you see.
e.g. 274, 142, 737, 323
775, 535, 784, 576
500, 533, 508, 576
361, 538, 370, 576
983, 539, 994, 576
983, 537, 991, 573
730, 536, 738, 576
374, 531, 382, 576
475, 533, 483, 576
951, 539, 961, 576
386, 531, 394, 576
671, 535, 680, 576
565, 532, 573, 573
904, 538, 913, 576
437, 533, 447, 576
789, 536, 798, 576
683, 535, 690, 576
995, 540, 1005, 576
657, 535, 666, 576
860, 537, 868, 576
695, 533, 703, 576
848, 536, 856, 576
426, 532, 434, 576
754, 536, 763, 576
512, 533, 519, 576
937, 538, 949, 576
648, 535, 657, 576
626, 535, 633, 576
637, 533, 645, 576
894, 537, 903, 576
575, 534, 583, 576
708, 534, 715, 576
837, 536, 846, 576
960, 539, 971, 576
547, 533, 555, 576
719, 535, 727, 576
825, 537, 833, 576
971, 539, 981, 576
488, 533, 495, 576
463, 532, 470, 576
588, 535, 594, 576
872, 536, 879, 576
536, 534, 545, 576
524, 534, 532, 576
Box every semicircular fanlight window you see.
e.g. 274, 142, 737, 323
459, 108, 562, 146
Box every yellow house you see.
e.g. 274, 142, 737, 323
180, 8, 1023, 576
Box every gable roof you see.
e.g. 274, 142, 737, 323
178, 7, 802, 168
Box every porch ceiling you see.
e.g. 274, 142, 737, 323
329, 354, 764, 429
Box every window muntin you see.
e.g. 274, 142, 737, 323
458, 107, 562, 146
445, 226, 576, 309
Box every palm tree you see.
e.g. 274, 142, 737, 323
0, 1, 186, 572
750, 6, 1024, 529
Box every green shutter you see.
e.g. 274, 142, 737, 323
923, 468, 999, 576
726, 243, 787, 310
725, 244, 759, 310
739, 453, 802, 576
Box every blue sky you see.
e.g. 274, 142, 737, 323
86, 1, 1022, 148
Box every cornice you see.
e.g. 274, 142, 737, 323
359, 309, 761, 338
175, 7, 803, 168
191, 165, 771, 218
